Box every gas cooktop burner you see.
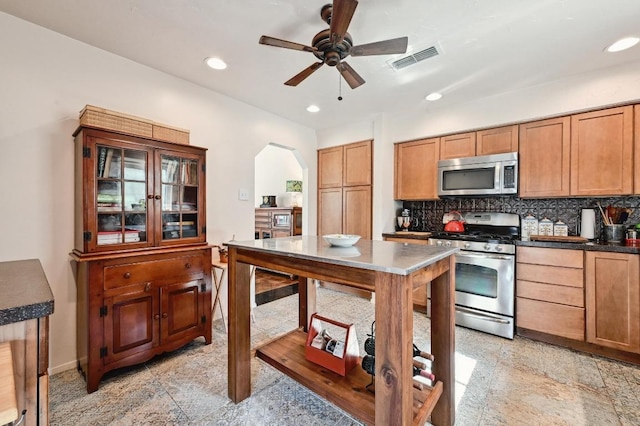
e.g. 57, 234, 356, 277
432, 232, 518, 244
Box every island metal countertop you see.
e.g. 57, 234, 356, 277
226, 235, 458, 275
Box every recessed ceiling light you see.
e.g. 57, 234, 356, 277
306, 105, 320, 113
605, 37, 640, 53
204, 57, 227, 70
425, 92, 443, 101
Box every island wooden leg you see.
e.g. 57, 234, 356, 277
298, 277, 316, 331
430, 256, 456, 426
374, 271, 414, 425
227, 249, 252, 403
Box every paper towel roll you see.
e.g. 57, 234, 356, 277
580, 209, 596, 239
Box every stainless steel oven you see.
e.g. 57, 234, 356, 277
429, 212, 519, 339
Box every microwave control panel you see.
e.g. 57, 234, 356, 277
503, 165, 516, 189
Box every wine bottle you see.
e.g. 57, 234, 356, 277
413, 343, 434, 361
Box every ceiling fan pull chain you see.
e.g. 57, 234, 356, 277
338, 73, 343, 101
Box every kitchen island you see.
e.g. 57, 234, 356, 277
0, 259, 54, 425
226, 236, 457, 425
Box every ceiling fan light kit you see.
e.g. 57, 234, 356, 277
259, 0, 408, 89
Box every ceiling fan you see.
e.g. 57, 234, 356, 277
259, 0, 408, 89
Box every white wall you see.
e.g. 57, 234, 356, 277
254, 144, 303, 209
0, 12, 317, 373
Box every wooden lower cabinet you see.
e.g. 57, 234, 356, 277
516, 247, 585, 340
75, 247, 212, 392
585, 251, 640, 353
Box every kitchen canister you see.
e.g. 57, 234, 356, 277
538, 217, 554, 236
521, 214, 539, 241
553, 220, 568, 237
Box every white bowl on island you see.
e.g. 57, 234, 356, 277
323, 234, 361, 247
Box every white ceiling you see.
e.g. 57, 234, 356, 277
2, 0, 639, 130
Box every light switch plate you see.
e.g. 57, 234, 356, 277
238, 188, 249, 201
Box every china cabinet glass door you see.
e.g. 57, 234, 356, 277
95, 144, 150, 247
159, 153, 200, 241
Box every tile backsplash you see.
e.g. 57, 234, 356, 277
402, 196, 640, 239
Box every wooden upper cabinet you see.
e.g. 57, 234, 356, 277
476, 125, 519, 156
439, 132, 476, 159
343, 140, 372, 186
570, 106, 634, 196
585, 251, 640, 353
318, 146, 343, 189
519, 117, 571, 198
394, 138, 440, 200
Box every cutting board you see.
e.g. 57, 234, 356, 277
529, 235, 588, 243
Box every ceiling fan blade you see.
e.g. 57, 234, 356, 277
350, 36, 408, 56
284, 62, 324, 86
337, 61, 365, 89
259, 35, 317, 53
330, 0, 358, 44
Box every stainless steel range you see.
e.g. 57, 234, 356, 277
429, 212, 519, 339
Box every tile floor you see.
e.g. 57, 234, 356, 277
50, 288, 640, 425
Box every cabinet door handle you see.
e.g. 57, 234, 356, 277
144, 282, 151, 292
162, 312, 168, 318
147, 194, 154, 199
154, 314, 160, 320
123, 272, 131, 279
154, 195, 161, 200
185, 262, 192, 269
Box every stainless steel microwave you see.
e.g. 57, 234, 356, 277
437, 152, 518, 197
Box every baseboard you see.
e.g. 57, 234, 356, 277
49, 359, 78, 376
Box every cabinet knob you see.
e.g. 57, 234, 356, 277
185, 262, 191, 269
123, 272, 131, 279
162, 312, 168, 318
154, 195, 161, 200
154, 314, 160, 320
144, 282, 151, 292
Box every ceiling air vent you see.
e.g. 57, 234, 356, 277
389, 45, 440, 71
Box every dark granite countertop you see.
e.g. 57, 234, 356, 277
516, 240, 640, 254
0, 259, 55, 326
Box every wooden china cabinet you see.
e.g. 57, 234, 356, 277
70, 126, 212, 393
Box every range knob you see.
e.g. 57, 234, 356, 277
464, 243, 471, 249
436, 241, 443, 246
496, 245, 503, 252
445, 241, 452, 247
484, 244, 492, 251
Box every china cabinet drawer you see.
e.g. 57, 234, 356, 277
104, 255, 204, 289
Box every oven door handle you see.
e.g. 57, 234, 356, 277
456, 306, 511, 324
456, 252, 513, 261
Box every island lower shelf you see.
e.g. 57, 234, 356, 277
255, 329, 443, 426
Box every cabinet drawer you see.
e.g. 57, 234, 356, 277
517, 297, 584, 340
517, 247, 583, 268
517, 263, 583, 288
104, 255, 204, 289
517, 280, 584, 307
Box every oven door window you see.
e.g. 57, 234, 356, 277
454, 251, 515, 317
456, 263, 498, 298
